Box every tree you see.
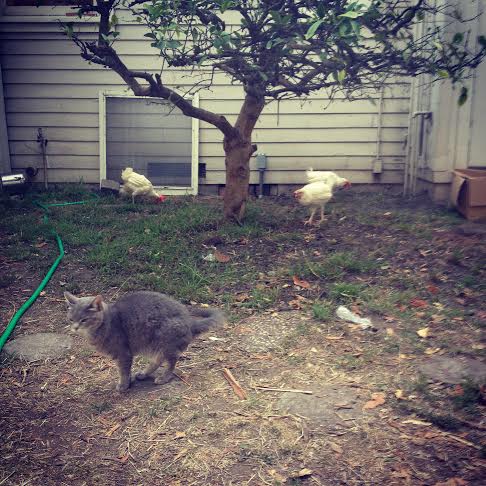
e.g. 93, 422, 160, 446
66, 0, 486, 222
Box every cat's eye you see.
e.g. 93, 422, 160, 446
80, 318, 88, 324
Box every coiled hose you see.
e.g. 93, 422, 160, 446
0, 199, 91, 352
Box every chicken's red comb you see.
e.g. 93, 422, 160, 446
156, 195, 167, 203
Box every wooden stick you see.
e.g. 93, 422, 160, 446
254, 386, 313, 395
222, 368, 247, 400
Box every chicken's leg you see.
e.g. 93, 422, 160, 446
305, 207, 317, 226
318, 204, 327, 224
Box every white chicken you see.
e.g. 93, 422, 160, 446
306, 169, 351, 189
294, 171, 351, 225
119, 167, 166, 203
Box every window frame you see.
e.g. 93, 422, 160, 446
99, 91, 200, 196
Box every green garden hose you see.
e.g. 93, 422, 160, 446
0, 199, 92, 352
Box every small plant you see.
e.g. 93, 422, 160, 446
452, 380, 483, 411
329, 282, 366, 303
90, 400, 112, 414
312, 301, 333, 321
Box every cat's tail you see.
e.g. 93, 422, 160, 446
189, 307, 225, 336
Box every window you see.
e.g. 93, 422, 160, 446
100, 93, 200, 195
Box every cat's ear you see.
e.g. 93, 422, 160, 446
89, 295, 104, 312
64, 291, 78, 306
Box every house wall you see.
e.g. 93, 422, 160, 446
0, 6, 410, 188
415, 0, 486, 198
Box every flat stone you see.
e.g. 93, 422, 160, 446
419, 356, 486, 384
455, 223, 486, 236
238, 311, 304, 353
277, 384, 363, 426
2, 332, 73, 361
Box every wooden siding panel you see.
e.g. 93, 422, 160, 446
1, 17, 410, 184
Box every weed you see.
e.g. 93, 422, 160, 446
329, 282, 366, 303
90, 401, 112, 414
242, 287, 280, 310
312, 301, 333, 321
452, 380, 483, 411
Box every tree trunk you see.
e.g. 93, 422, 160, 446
223, 92, 265, 222
223, 134, 254, 222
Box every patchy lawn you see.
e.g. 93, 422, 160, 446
0, 187, 485, 485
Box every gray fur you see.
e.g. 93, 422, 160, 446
64, 290, 224, 392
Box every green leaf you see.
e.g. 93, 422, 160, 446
339, 22, 349, 37
452, 32, 464, 44
339, 11, 362, 19
458, 86, 468, 106
305, 19, 324, 40
437, 69, 449, 78
110, 14, 119, 27
338, 69, 346, 83
350, 20, 361, 37
64, 22, 74, 39
433, 41, 443, 51
266, 40, 273, 49
144, 32, 157, 39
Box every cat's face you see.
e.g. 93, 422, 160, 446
64, 292, 104, 334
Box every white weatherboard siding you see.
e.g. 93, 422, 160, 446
0, 8, 409, 186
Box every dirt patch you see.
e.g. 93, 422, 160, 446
277, 384, 364, 427
2, 332, 73, 361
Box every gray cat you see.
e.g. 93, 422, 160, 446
64, 290, 224, 392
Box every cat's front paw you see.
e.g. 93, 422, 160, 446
116, 382, 130, 393
134, 372, 149, 381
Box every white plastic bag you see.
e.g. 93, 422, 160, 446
336, 306, 373, 330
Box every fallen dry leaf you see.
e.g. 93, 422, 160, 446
118, 453, 129, 463
35, 241, 48, 248
292, 276, 311, 289
363, 392, 386, 410
450, 384, 464, 397
434, 478, 468, 486
235, 293, 250, 302
288, 299, 303, 309
425, 347, 441, 355
268, 469, 287, 482
325, 335, 344, 341
402, 419, 432, 426
410, 298, 428, 309
395, 389, 405, 400
417, 327, 430, 338
399, 353, 414, 360
295, 468, 313, 478
329, 442, 343, 454
174, 431, 186, 439
214, 249, 231, 263
386, 328, 396, 336
427, 284, 439, 294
